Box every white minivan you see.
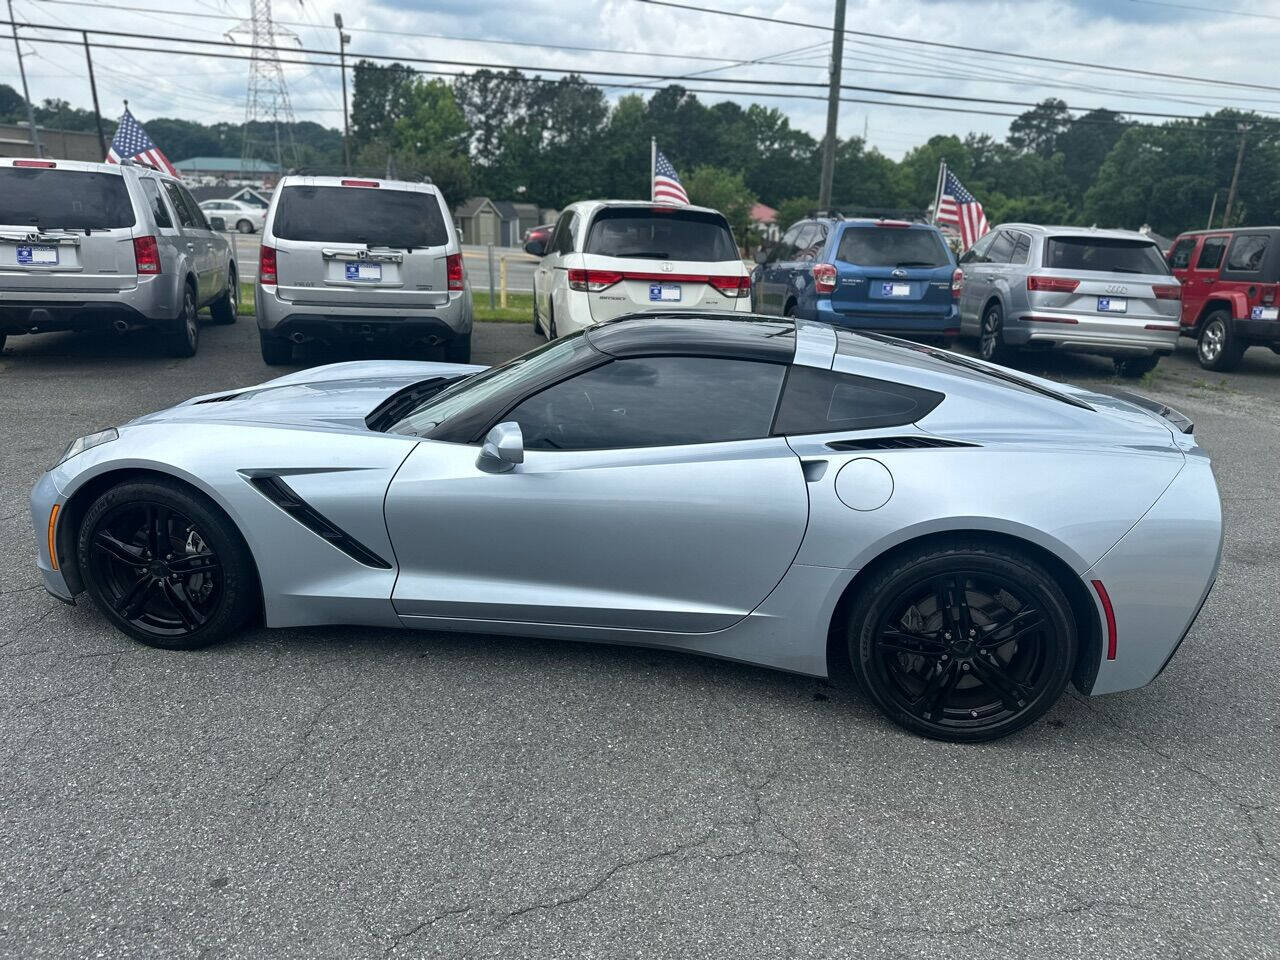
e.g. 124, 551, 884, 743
524, 200, 751, 338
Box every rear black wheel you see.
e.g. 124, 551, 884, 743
259, 333, 292, 366
1197, 311, 1244, 371
444, 332, 472, 363
848, 539, 1076, 742
210, 268, 238, 325
166, 285, 199, 358
547, 304, 558, 340
0, 333, 6, 353
979, 303, 1015, 366
1114, 355, 1159, 378
77, 479, 257, 650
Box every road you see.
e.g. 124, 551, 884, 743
221, 232, 537, 292
0, 318, 1276, 959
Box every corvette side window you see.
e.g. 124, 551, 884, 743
772, 366, 944, 435
508, 356, 786, 450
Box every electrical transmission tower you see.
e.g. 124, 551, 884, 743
227, 0, 301, 177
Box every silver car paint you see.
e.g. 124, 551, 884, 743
959, 224, 1180, 359
29, 323, 1221, 697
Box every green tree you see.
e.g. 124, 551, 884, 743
775, 196, 817, 232
351, 60, 418, 153
1008, 98, 1070, 158
0, 83, 27, 121
683, 165, 755, 249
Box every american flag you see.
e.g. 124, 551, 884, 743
652, 149, 688, 205
106, 108, 179, 178
935, 167, 988, 249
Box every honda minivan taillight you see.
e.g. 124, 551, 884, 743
133, 236, 161, 275
259, 244, 277, 285
567, 269, 622, 292
812, 263, 837, 295
708, 275, 751, 298
446, 253, 465, 291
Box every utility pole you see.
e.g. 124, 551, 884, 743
335, 13, 351, 174
7, 0, 42, 157
816, 0, 847, 213
1222, 123, 1251, 228
82, 31, 107, 158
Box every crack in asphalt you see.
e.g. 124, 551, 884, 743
251, 695, 342, 797
383, 904, 474, 958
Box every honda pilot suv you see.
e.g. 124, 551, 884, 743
1167, 227, 1280, 370
255, 176, 472, 366
751, 218, 960, 338
0, 158, 237, 357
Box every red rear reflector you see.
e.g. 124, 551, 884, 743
258, 244, 277, 285
1144, 323, 1180, 331
707, 275, 751, 298
812, 263, 837, 294
874, 219, 911, 228
341, 179, 379, 187
446, 252, 465, 291
1027, 276, 1080, 293
1092, 580, 1117, 660
1152, 284, 1181, 300
1264, 285, 1277, 306
567, 268, 622, 292
951, 267, 964, 300
13, 159, 56, 168
1023, 315, 1078, 324
133, 236, 161, 275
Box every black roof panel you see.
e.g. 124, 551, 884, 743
585, 313, 796, 364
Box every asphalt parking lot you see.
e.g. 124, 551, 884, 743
0, 317, 1276, 959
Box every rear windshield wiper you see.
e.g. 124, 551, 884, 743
894, 260, 938, 267
606, 250, 670, 259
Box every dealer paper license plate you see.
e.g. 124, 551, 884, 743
16, 245, 57, 265
345, 262, 381, 282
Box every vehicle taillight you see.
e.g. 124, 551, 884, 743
446, 252, 465, 291
1026, 276, 1080, 293
259, 244, 277, 285
340, 179, 379, 187
567, 269, 622, 292
1264, 285, 1277, 306
13, 159, 55, 168
133, 236, 161, 275
812, 263, 837, 295
1152, 284, 1181, 300
874, 219, 911, 228
951, 267, 964, 299
708, 275, 751, 298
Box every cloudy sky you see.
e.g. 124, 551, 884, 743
3, 0, 1279, 160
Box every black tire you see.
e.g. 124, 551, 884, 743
259, 332, 292, 366
978, 302, 1016, 366
0, 333, 6, 353
532, 283, 545, 337
236, 219, 254, 234
847, 538, 1077, 742
783, 300, 797, 318
1114, 355, 1159, 378
1197, 311, 1245, 371
547, 304, 558, 340
210, 268, 238, 325
444, 332, 472, 363
77, 479, 258, 650
166, 284, 199, 358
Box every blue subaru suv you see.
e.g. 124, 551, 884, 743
751, 217, 962, 336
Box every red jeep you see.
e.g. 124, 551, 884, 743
1168, 227, 1280, 370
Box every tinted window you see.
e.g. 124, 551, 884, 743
837, 227, 951, 268
769, 224, 803, 263
507, 356, 785, 450
1044, 236, 1169, 275
554, 212, 577, 254
179, 185, 210, 229
1225, 234, 1270, 273
986, 231, 1015, 264
1168, 237, 1196, 270
140, 179, 172, 229
961, 230, 996, 264
273, 185, 449, 247
1010, 233, 1031, 265
163, 181, 197, 228
585, 208, 737, 262
0, 168, 135, 229
773, 366, 944, 435
1195, 236, 1227, 271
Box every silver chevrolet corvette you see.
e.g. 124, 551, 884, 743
30, 314, 1223, 741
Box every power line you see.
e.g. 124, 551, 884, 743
1127, 0, 1280, 20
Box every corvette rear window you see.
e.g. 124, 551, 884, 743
773, 367, 943, 434
0, 168, 135, 229
273, 185, 448, 247
584, 208, 737, 262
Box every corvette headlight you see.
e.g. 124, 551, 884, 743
56, 428, 118, 467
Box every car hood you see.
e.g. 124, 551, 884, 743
127, 360, 487, 432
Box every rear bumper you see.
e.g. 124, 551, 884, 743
812, 300, 959, 334
255, 285, 472, 339
1229, 317, 1280, 343
1012, 313, 1179, 357
0, 276, 177, 333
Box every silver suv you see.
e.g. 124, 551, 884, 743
958, 224, 1181, 377
0, 158, 237, 357
255, 175, 472, 366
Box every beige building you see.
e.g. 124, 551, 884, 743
0, 124, 103, 162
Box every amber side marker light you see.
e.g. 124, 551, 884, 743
47, 504, 60, 571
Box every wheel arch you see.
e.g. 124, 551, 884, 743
1195, 296, 1244, 331
824, 528, 1102, 695
981, 294, 1004, 319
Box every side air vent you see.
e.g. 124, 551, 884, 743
246, 474, 392, 569
827, 436, 978, 451
194, 392, 243, 404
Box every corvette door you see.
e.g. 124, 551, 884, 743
385, 355, 809, 633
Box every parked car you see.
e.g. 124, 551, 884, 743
0, 157, 236, 358
523, 200, 750, 338
521, 222, 554, 248
198, 198, 266, 234
1166, 227, 1280, 371
751, 217, 961, 338
31, 313, 1221, 742
958, 224, 1180, 377
255, 175, 472, 366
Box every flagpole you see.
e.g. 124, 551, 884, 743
650, 137, 656, 202
931, 159, 946, 224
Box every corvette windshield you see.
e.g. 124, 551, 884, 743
389, 335, 584, 436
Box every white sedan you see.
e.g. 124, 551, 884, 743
524, 200, 752, 338
198, 199, 266, 234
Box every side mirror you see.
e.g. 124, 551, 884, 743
207, 215, 227, 232
753, 247, 768, 264
477, 421, 524, 473
523, 237, 548, 257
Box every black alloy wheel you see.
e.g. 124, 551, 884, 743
849, 540, 1076, 741
78, 480, 257, 649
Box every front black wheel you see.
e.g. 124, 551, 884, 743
77, 479, 258, 650
979, 303, 1015, 366
236, 219, 254, 235
848, 539, 1077, 742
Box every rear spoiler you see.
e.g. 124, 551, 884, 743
1110, 389, 1194, 435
